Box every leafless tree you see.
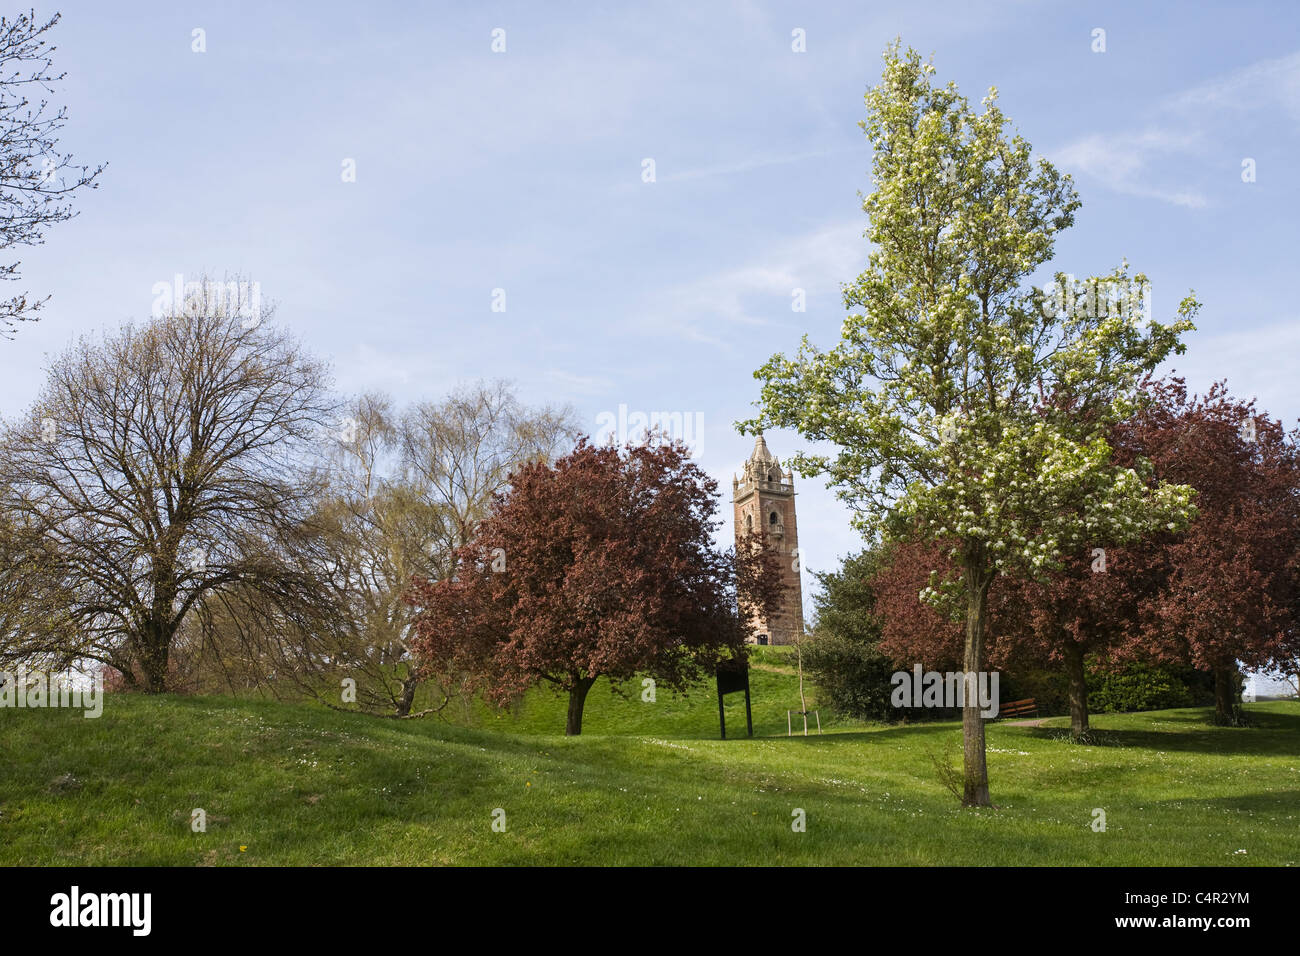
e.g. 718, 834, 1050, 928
400, 380, 577, 566
0, 284, 338, 691
0, 11, 105, 337
293, 382, 580, 716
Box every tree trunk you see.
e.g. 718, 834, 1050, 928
565, 675, 596, 736
1213, 664, 1239, 725
142, 545, 179, 694
1063, 639, 1090, 738
116, 663, 139, 691
961, 559, 993, 807
394, 673, 419, 717
139, 627, 170, 694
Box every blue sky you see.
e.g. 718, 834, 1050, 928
3, 0, 1298, 608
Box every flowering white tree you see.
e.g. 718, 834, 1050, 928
742, 43, 1199, 806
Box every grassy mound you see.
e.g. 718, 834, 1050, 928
2, 664, 1297, 866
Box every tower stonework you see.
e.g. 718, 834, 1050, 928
732, 434, 804, 645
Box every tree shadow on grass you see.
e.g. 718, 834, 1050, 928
1169, 789, 1300, 814
725, 706, 1300, 758
1145, 790, 1300, 859
1011, 708, 1300, 757
741, 721, 965, 745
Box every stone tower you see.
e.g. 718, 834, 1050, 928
733, 434, 804, 645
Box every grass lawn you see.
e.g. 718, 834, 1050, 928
2, 664, 1297, 865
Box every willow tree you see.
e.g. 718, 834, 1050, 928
305, 384, 577, 717
742, 43, 1198, 806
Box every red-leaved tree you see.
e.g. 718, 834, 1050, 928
1114, 379, 1300, 724
873, 538, 965, 672
875, 535, 1154, 737
876, 378, 1300, 730
406, 435, 784, 735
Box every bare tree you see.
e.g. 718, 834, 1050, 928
302, 392, 452, 716
0, 11, 105, 337
400, 380, 578, 564
294, 381, 580, 717
0, 284, 338, 691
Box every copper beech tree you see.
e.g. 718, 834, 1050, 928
406, 436, 784, 735
1113, 379, 1300, 725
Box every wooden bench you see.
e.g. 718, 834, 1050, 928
998, 698, 1038, 719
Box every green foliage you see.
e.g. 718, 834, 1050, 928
1000, 662, 1218, 715
1087, 662, 1218, 714
997, 669, 1070, 715
802, 548, 900, 722
810, 548, 889, 645
802, 630, 899, 722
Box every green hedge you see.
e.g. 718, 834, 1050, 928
806, 636, 1222, 722
1001, 661, 1219, 716
801, 632, 901, 722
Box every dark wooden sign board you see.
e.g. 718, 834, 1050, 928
716, 660, 753, 739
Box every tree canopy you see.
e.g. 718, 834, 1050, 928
742, 42, 1198, 805
0, 287, 335, 691
407, 435, 782, 735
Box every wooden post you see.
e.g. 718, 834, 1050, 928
788, 709, 821, 736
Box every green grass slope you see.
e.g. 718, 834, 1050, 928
2, 661, 1297, 866
454, 651, 825, 738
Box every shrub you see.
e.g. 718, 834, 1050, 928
801, 630, 899, 722
1086, 661, 1194, 713
1000, 661, 1218, 716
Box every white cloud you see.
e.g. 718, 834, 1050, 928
544, 369, 614, 395
1052, 130, 1208, 208
660, 146, 861, 184
1052, 48, 1300, 208
628, 221, 865, 347
1165, 50, 1300, 121
332, 342, 450, 398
